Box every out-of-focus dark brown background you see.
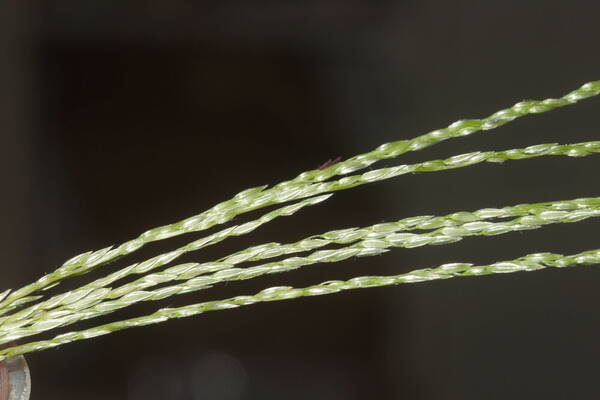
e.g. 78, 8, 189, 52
2, 1, 600, 399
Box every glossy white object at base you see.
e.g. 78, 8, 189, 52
0, 356, 30, 400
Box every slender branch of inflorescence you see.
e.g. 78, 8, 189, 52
1, 247, 599, 360
1, 81, 597, 312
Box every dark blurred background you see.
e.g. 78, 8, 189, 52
2, 1, 600, 399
